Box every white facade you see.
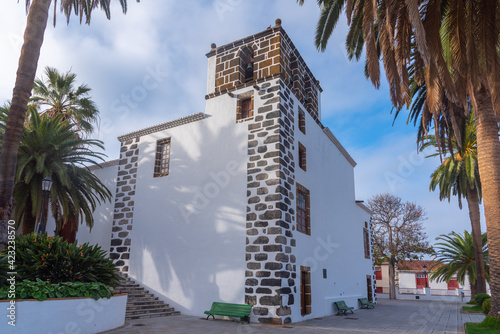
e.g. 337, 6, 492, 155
80, 22, 373, 324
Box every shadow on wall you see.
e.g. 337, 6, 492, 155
127, 111, 250, 314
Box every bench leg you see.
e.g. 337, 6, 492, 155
241, 316, 250, 324
206, 314, 215, 320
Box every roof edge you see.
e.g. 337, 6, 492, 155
117, 112, 208, 142
87, 159, 120, 171
323, 128, 357, 167
356, 200, 373, 215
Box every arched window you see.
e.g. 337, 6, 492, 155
239, 46, 254, 83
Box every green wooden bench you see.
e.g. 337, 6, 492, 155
204, 302, 252, 323
358, 298, 375, 309
334, 300, 354, 315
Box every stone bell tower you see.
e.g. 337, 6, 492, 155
205, 19, 322, 324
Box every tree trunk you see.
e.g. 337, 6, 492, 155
0, 0, 52, 249
388, 258, 397, 299
471, 281, 477, 300
58, 218, 77, 243
20, 195, 36, 235
474, 87, 500, 318
466, 185, 487, 295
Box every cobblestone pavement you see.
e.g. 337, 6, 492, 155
101, 299, 485, 334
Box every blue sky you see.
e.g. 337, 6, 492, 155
0, 0, 484, 245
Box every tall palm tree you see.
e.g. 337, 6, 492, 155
420, 113, 487, 295
431, 231, 489, 296
31, 66, 100, 135
14, 109, 111, 242
300, 0, 500, 317
0, 0, 137, 249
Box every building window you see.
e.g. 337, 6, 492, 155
239, 46, 254, 83
154, 138, 171, 177
375, 267, 382, 280
298, 142, 306, 171
363, 226, 370, 259
296, 183, 310, 235
298, 108, 306, 134
300, 266, 311, 315
237, 97, 253, 122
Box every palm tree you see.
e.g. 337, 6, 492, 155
14, 109, 111, 242
300, 0, 500, 317
431, 231, 489, 296
0, 0, 137, 249
420, 113, 487, 295
31, 66, 100, 135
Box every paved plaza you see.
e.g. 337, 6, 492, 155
101, 299, 485, 334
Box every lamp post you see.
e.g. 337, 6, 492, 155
423, 265, 429, 288
36, 176, 53, 234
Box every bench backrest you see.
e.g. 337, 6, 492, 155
335, 301, 348, 308
359, 298, 369, 304
210, 302, 252, 313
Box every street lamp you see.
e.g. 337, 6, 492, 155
36, 176, 53, 234
423, 265, 429, 288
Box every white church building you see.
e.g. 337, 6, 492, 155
71, 19, 375, 324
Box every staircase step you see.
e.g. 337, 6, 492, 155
126, 310, 181, 320
116, 271, 180, 320
126, 306, 176, 314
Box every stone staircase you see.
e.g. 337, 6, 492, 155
115, 275, 180, 320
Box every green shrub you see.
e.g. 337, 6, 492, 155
482, 298, 491, 315
0, 279, 114, 301
473, 293, 491, 306
0, 233, 121, 287
0, 257, 9, 288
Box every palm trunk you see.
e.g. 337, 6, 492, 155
474, 87, 500, 318
0, 0, 52, 249
389, 257, 397, 299
465, 185, 487, 295
59, 218, 77, 243
20, 195, 37, 235
471, 281, 477, 299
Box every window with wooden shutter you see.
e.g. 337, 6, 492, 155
154, 138, 171, 177
298, 142, 306, 171
298, 108, 306, 134
296, 183, 310, 235
236, 96, 254, 122
363, 227, 370, 259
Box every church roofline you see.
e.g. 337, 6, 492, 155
87, 159, 120, 171
117, 112, 208, 142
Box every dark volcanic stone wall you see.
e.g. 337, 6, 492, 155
244, 78, 297, 324
109, 137, 140, 273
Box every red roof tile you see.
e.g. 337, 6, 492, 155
397, 260, 444, 272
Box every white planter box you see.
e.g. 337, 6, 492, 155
0, 294, 127, 334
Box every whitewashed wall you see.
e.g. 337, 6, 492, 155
288, 94, 373, 322
127, 94, 249, 316
399, 271, 473, 291
44, 162, 117, 254
75, 163, 118, 253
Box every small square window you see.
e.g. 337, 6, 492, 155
298, 143, 306, 171
154, 138, 171, 178
298, 108, 306, 134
